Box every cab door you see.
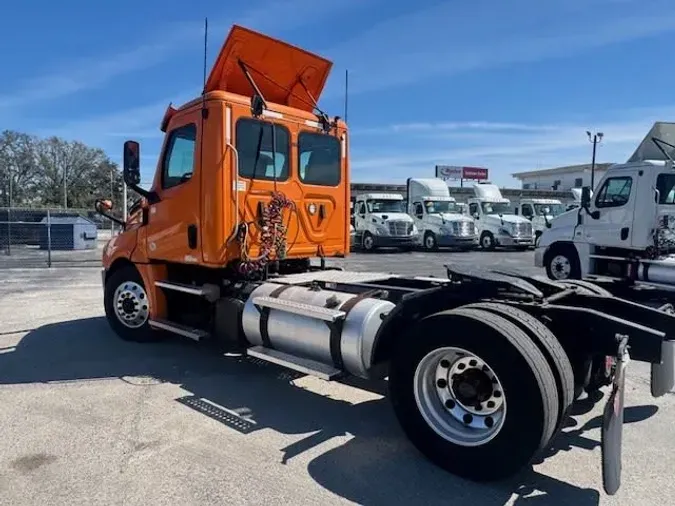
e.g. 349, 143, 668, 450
583, 171, 639, 248
144, 113, 202, 263
295, 128, 347, 255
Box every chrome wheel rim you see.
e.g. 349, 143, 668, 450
363, 235, 373, 249
114, 281, 149, 329
550, 255, 571, 280
413, 346, 507, 447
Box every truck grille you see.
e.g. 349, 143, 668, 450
388, 220, 413, 236
514, 222, 533, 236
451, 221, 475, 237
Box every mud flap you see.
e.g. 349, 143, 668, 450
650, 340, 675, 397
601, 338, 629, 496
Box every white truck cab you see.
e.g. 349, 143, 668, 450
353, 192, 419, 251
406, 178, 478, 250
536, 121, 675, 281
514, 198, 566, 244
466, 183, 534, 250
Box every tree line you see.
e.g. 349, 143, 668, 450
0, 130, 136, 210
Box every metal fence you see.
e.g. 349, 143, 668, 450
0, 207, 120, 268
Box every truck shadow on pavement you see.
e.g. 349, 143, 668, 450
0, 317, 660, 506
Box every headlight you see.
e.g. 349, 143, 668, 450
375, 224, 388, 235
498, 227, 512, 236
439, 226, 453, 235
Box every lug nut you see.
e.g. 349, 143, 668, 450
440, 359, 450, 368
487, 401, 495, 408
493, 391, 502, 398
485, 417, 494, 428
469, 359, 477, 367
437, 378, 447, 388
463, 414, 473, 424
458, 363, 466, 370
474, 404, 482, 411
445, 399, 456, 409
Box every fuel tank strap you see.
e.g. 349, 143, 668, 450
259, 284, 295, 348
328, 289, 384, 370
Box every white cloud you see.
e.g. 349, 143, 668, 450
350, 108, 675, 185
321, 0, 675, 97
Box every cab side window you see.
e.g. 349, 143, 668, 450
469, 203, 479, 215
162, 124, 197, 189
236, 118, 290, 181
521, 205, 533, 218
298, 132, 341, 186
595, 176, 632, 208
414, 202, 424, 218
656, 173, 675, 204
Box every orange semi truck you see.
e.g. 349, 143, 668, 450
97, 25, 675, 494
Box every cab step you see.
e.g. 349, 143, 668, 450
246, 345, 342, 380
251, 296, 346, 322
155, 281, 220, 301
149, 318, 209, 341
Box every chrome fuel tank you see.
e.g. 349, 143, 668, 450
241, 282, 395, 378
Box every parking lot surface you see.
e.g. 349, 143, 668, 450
1, 250, 674, 506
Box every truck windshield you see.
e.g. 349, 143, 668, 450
534, 203, 565, 216
367, 199, 406, 213
480, 202, 511, 215
424, 200, 458, 214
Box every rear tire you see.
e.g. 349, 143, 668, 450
388, 307, 559, 482
104, 265, 160, 343
461, 303, 574, 434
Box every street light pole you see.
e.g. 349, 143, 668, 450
586, 130, 604, 190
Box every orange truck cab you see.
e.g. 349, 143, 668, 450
95, 24, 675, 496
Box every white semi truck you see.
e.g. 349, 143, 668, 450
513, 198, 566, 245
466, 183, 534, 250
352, 192, 419, 251
406, 178, 478, 251
536, 121, 675, 288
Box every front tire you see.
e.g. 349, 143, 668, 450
104, 265, 159, 343
362, 231, 376, 252
480, 231, 496, 251
389, 307, 559, 482
545, 244, 581, 280
423, 231, 438, 251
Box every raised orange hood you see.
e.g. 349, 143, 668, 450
205, 25, 333, 112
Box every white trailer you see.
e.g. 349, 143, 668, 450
406, 178, 478, 250
353, 192, 419, 251
466, 183, 534, 250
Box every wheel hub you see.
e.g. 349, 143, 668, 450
414, 346, 507, 447
114, 281, 149, 329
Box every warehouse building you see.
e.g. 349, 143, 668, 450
511, 163, 614, 191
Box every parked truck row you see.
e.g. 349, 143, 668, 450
351, 179, 567, 252
94, 24, 675, 497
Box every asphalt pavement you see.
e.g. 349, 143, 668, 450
0, 250, 673, 506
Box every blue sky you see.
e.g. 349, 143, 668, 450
2, 0, 675, 187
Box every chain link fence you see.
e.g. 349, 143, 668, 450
0, 207, 121, 268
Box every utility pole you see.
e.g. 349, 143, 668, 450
63, 166, 67, 209
586, 131, 604, 190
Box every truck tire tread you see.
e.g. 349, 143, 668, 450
461, 302, 574, 434
388, 307, 559, 482
556, 279, 612, 297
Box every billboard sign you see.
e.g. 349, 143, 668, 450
435, 165, 489, 181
